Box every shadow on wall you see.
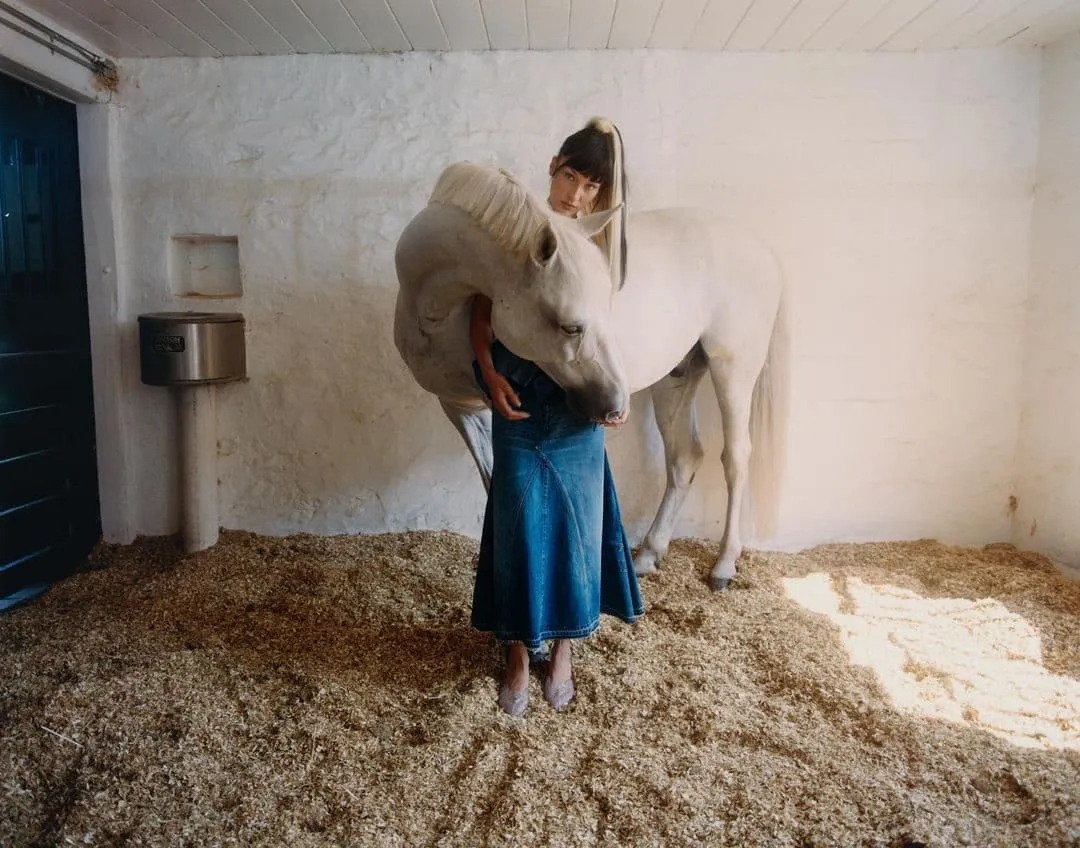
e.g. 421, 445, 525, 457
213, 278, 490, 536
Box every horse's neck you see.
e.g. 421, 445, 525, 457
415, 269, 477, 334
411, 205, 516, 332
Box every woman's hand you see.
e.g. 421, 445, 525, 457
484, 370, 530, 420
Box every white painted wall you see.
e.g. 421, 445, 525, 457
1014, 32, 1080, 576
102, 50, 1039, 552
78, 101, 135, 545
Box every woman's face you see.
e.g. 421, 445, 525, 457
547, 157, 602, 217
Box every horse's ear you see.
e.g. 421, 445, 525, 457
531, 221, 559, 267
576, 206, 621, 238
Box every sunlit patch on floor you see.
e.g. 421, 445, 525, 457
783, 572, 1080, 751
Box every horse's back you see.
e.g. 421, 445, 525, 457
615, 207, 783, 383
629, 207, 782, 296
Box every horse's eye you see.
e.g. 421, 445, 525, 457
560, 324, 583, 337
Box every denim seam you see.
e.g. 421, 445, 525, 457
502, 458, 542, 559
600, 603, 643, 621
540, 449, 588, 569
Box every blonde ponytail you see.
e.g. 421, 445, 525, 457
586, 117, 628, 291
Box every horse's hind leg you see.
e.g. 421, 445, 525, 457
438, 397, 493, 492
706, 360, 759, 591
634, 352, 709, 577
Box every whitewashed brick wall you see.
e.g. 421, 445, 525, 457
89, 49, 1040, 553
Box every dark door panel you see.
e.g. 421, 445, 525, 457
0, 72, 100, 609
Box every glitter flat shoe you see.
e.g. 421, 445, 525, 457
498, 681, 529, 717
542, 676, 575, 711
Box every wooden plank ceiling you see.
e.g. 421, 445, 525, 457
14, 0, 1080, 57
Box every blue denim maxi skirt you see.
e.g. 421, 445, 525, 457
472, 342, 644, 651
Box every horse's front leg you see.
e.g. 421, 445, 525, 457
634, 362, 708, 577
438, 397, 493, 492
706, 361, 757, 591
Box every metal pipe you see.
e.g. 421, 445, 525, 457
177, 385, 220, 553
0, 1, 117, 78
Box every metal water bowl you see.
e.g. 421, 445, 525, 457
138, 312, 246, 386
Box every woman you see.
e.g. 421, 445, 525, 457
469, 118, 644, 716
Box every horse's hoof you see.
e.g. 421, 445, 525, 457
710, 575, 732, 592
633, 550, 660, 577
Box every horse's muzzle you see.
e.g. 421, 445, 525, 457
566, 387, 627, 425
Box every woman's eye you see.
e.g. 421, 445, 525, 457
561, 324, 583, 337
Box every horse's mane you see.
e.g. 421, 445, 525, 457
428, 162, 552, 257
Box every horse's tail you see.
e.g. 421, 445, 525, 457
747, 281, 790, 540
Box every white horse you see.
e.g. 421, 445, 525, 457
394, 162, 788, 590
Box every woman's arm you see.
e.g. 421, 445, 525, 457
469, 295, 497, 380
470, 295, 528, 420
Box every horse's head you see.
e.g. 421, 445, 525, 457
492, 209, 628, 423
